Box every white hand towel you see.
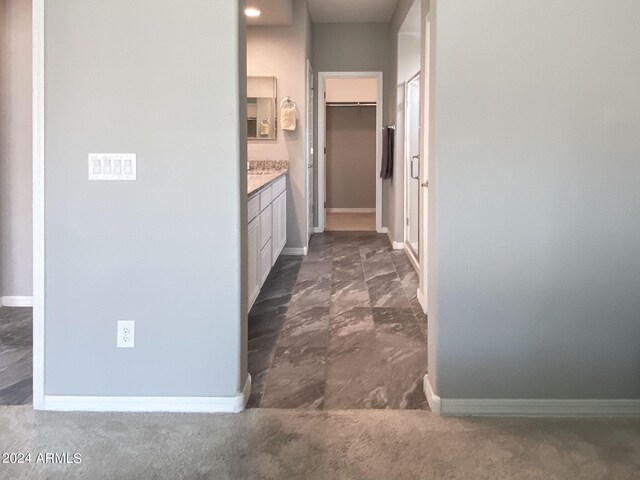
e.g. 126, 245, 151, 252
281, 106, 297, 131
260, 121, 270, 136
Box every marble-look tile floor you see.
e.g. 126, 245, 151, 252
0, 307, 33, 405
248, 232, 428, 410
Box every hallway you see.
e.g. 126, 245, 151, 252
248, 232, 427, 410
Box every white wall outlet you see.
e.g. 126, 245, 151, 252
117, 320, 135, 348
89, 154, 137, 181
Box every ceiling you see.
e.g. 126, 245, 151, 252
308, 0, 400, 24
245, 0, 294, 26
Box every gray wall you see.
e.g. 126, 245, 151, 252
247, 0, 312, 250
0, 0, 32, 298
326, 106, 376, 209
312, 23, 392, 227
429, 0, 640, 400
44, 0, 247, 397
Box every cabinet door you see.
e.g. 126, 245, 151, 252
260, 205, 272, 249
260, 239, 272, 287
247, 217, 261, 308
272, 192, 287, 265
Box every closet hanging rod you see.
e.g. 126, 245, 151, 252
326, 102, 377, 107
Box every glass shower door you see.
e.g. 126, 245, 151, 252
405, 73, 421, 263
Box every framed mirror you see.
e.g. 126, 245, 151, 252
247, 76, 277, 140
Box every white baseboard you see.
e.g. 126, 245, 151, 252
326, 208, 375, 213
43, 374, 252, 413
416, 289, 427, 314
313, 227, 324, 234
424, 374, 442, 414
0, 296, 34, 307
424, 375, 640, 417
282, 247, 308, 256
377, 227, 388, 234
386, 229, 404, 250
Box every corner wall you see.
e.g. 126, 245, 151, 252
429, 0, 640, 404
43, 0, 246, 400
0, 0, 33, 300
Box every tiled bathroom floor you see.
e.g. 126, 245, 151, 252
248, 232, 428, 410
0, 307, 32, 405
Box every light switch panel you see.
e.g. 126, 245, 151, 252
88, 154, 136, 181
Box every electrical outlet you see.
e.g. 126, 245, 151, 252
117, 320, 135, 348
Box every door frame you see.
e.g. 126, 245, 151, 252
305, 59, 314, 244
32, 0, 45, 409
417, 11, 432, 314
403, 71, 421, 271
317, 71, 383, 233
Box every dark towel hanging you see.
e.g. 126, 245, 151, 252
380, 126, 395, 179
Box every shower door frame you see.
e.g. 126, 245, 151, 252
404, 71, 421, 270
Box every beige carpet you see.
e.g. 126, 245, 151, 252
1, 406, 639, 479
326, 212, 375, 232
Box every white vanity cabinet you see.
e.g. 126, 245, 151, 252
247, 176, 287, 309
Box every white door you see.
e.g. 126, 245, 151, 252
306, 60, 314, 241
417, 12, 432, 313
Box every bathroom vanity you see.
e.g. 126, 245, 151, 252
247, 164, 288, 309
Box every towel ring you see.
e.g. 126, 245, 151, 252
280, 96, 297, 109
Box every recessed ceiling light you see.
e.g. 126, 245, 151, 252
245, 7, 261, 17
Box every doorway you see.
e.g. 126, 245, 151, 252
318, 72, 383, 233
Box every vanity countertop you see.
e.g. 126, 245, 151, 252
248, 169, 288, 196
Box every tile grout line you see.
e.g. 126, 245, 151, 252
261, 242, 334, 409
253, 259, 303, 407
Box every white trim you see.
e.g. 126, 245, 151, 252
318, 72, 383, 234
418, 10, 432, 316
326, 208, 376, 213
313, 227, 324, 234
43, 375, 252, 413
416, 288, 427, 314
305, 59, 314, 245
377, 226, 388, 235
1, 296, 34, 307
424, 374, 441, 414
387, 229, 404, 250
282, 247, 308, 256
425, 375, 640, 417
32, 0, 45, 411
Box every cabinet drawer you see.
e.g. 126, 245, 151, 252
273, 176, 286, 197
248, 194, 260, 223
260, 239, 272, 286
259, 186, 273, 211
260, 205, 272, 248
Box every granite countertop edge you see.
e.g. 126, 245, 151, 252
247, 170, 288, 196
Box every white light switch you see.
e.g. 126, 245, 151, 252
89, 154, 136, 181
